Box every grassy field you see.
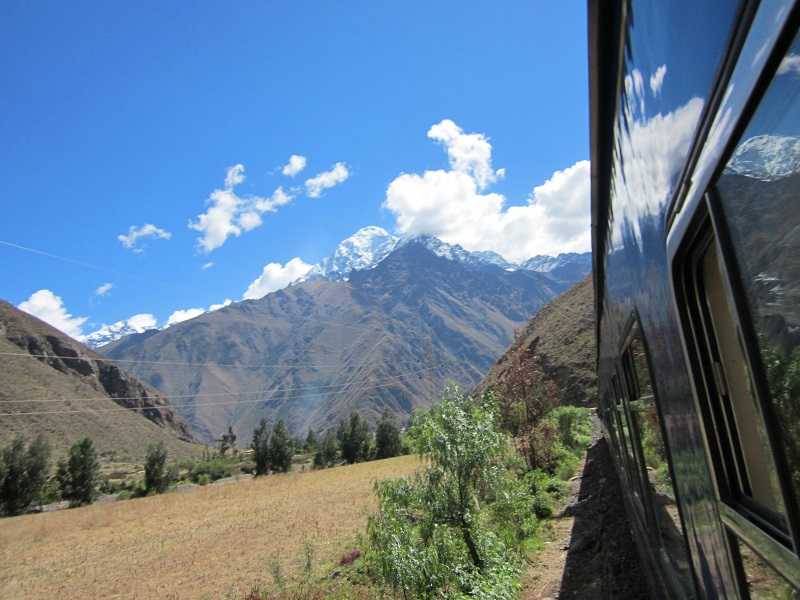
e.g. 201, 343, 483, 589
0, 455, 419, 599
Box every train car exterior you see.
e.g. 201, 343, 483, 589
589, 0, 799, 597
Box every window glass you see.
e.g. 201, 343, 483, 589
624, 328, 693, 594
715, 31, 800, 511
735, 538, 799, 599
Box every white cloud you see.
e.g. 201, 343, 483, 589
95, 283, 114, 297
778, 53, 800, 75
127, 313, 158, 330
165, 299, 232, 326
650, 65, 667, 96
118, 223, 171, 252
166, 308, 205, 326
243, 257, 312, 299
224, 163, 246, 188
383, 120, 590, 263
209, 299, 233, 312
282, 155, 307, 177
18, 289, 88, 339
428, 119, 500, 190
201, 262, 214, 270
189, 165, 296, 253
305, 163, 350, 198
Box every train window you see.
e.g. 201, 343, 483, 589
612, 373, 645, 507
675, 31, 800, 593
714, 30, 800, 523
621, 324, 694, 594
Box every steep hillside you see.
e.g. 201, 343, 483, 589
475, 273, 596, 406
103, 241, 576, 443
0, 300, 202, 460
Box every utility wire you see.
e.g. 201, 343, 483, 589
0, 350, 430, 371
0, 365, 440, 405
0, 367, 440, 417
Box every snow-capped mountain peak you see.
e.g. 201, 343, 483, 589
81, 314, 161, 349
725, 134, 800, 182
296, 226, 399, 283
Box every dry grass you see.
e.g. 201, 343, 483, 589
0, 455, 419, 599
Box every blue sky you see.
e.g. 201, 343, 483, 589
1, 2, 590, 340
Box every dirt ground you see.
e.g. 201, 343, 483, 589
521, 414, 651, 600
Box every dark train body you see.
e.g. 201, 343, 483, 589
589, 0, 799, 597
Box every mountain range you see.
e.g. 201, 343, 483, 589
0, 300, 201, 460
82, 227, 590, 349
99, 231, 591, 443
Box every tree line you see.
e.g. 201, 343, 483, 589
0, 407, 406, 516
248, 407, 404, 475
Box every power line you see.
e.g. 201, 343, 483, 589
0, 365, 438, 405
0, 350, 428, 371
0, 367, 440, 417
0, 240, 214, 299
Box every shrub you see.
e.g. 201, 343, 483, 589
144, 440, 171, 495
190, 458, 233, 483
368, 387, 521, 599
0, 434, 52, 515
56, 437, 100, 507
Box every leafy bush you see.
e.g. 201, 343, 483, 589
0, 434, 52, 515
56, 436, 100, 507
144, 440, 171, 495
368, 387, 521, 599
190, 458, 233, 483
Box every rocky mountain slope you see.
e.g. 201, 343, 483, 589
102, 239, 590, 443
0, 300, 202, 459
475, 273, 595, 406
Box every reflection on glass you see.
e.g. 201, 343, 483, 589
736, 538, 799, 598
625, 330, 693, 594
716, 31, 800, 508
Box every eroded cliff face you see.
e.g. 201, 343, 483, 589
0, 300, 200, 444
475, 274, 596, 407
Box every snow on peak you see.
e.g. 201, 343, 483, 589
726, 134, 800, 182
296, 226, 399, 283
81, 314, 161, 349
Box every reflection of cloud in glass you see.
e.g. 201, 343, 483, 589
611, 92, 703, 246
777, 53, 800, 75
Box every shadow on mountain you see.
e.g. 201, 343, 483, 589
559, 437, 651, 599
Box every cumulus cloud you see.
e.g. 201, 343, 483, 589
126, 313, 158, 330
95, 283, 114, 297
243, 257, 312, 299
18, 289, 88, 339
165, 308, 205, 326
201, 262, 214, 270
428, 119, 500, 190
305, 163, 350, 198
282, 155, 307, 177
165, 299, 231, 327
383, 120, 591, 263
118, 223, 171, 252
189, 165, 295, 253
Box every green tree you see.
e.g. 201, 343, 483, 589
304, 428, 317, 453
0, 434, 52, 515
56, 437, 101, 507
251, 418, 271, 477
338, 410, 370, 464
374, 408, 403, 460
368, 387, 521, 599
268, 419, 293, 473
313, 430, 339, 469
495, 350, 561, 471
217, 425, 237, 457
144, 439, 170, 494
